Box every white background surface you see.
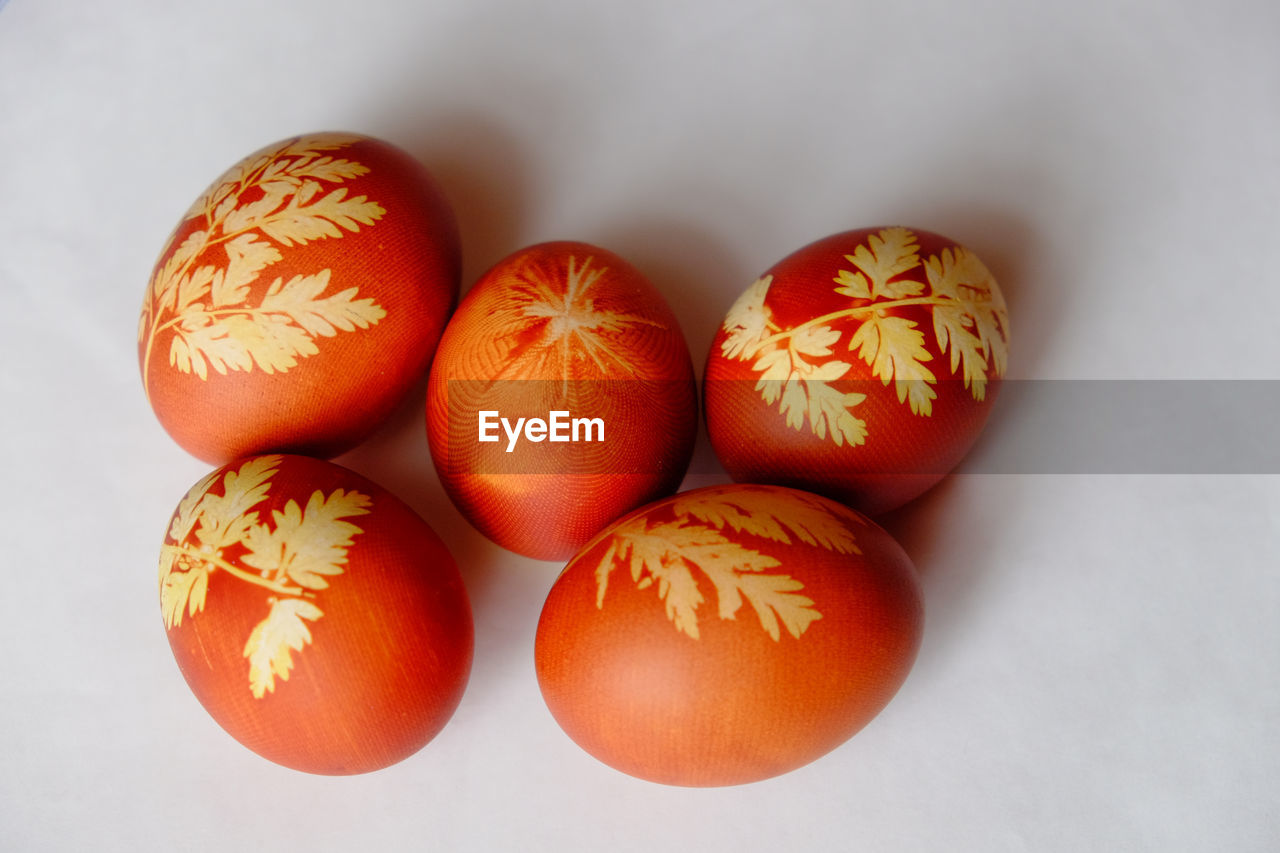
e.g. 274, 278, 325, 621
2, 0, 1278, 850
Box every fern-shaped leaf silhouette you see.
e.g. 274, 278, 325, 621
265, 153, 369, 185
222, 181, 296, 235
256, 186, 384, 247
834, 227, 924, 300
168, 271, 384, 379
243, 598, 324, 698
145, 230, 210, 330
211, 235, 281, 308
159, 454, 371, 698
165, 470, 220, 552
161, 562, 209, 629
718, 227, 1008, 446
170, 311, 312, 378
803, 366, 869, 447
847, 312, 938, 415
281, 134, 365, 159
672, 488, 862, 553
173, 265, 218, 318
259, 271, 387, 336
749, 325, 867, 446
720, 275, 774, 360
734, 572, 820, 642
241, 488, 371, 591
595, 493, 842, 641
923, 246, 1009, 400
141, 137, 388, 393
189, 456, 280, 553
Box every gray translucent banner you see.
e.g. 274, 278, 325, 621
955, 380, 1280, 474
439, 380, 1280, 475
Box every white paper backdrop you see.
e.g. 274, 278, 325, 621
2, 1, 1277, 850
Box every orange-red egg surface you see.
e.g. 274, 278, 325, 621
535, 483, 923, 786
704, 227, 1010, 515
139, 132, 460, 464
159, 454, 473, 774
426, 241, 698, 561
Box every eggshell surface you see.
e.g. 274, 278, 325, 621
139, 132, 460, 463
158, 454, 473, 775
704, 226, 1010, 515
535, 483, 923, 787
426, 241, 698, 561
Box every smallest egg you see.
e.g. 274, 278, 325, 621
426, 241, 698, 560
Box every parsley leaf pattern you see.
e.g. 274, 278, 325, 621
924, 246, 1010, 400
719, 227, 1010, 445
594, 489, 858, 640
244, 599, 324, 700
140, 136, 387, 398
158, 456, 371, 698
750, 325, 868, 447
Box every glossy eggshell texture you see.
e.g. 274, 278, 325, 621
535, 483, 923, 787
426, 241, 698, 561
139, 132, 460, 464
704, 227, 1010, 515
159, 455, 473, 774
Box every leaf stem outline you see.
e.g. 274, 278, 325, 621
161, 543, 306, 597
749, 294, 964, 354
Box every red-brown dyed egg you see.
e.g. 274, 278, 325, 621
426, 241, 698, 561
535, 483, 922, 786
704, 227, 1010, 515
158, 454, 473, 774
139, 132, 460, 464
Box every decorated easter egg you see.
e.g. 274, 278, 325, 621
158, 454, 473, 774
138, 132, 460, 463
535, 483, 922, 786
704, 226, 1010, 514
426, 241, 698, 561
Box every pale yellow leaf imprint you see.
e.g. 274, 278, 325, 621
847, 313, 938, 416
500, 255, 664, 384
721, 227, 1009, 446
721, 276, 868, 447
833, 226, 923, 300
140, 137, 387, 398
923, 246, 1009, 400
594, 490, 857, 640
749, 321, 868, 448
244, 599, 324, 699
158, 456, 371, 697
720, 276, 775, 360
241, 488, 372, 591
672, 489, 862, 553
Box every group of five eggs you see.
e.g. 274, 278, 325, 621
140, 132, 1009, 785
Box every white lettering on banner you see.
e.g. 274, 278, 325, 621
478, 410, 605, 452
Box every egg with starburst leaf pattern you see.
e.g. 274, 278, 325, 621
426, 241, 698, 560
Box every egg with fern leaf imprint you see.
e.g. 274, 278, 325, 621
158, 454, 473, 775
534, 483, 923, 786
138, 132, 459, 464
704, 226, 1010, 515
